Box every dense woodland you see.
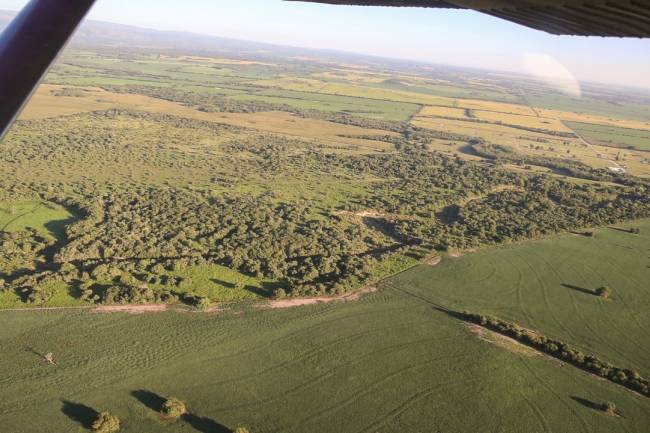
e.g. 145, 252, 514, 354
1, 88, 649, 306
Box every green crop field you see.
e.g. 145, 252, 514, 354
384, 219, 650, 376
1, 271, 649, 433
228, 89, 420, 121
376, 79, 523, 103
566, 121, 650, 151
525, 93, 650, 122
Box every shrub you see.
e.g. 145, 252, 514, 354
161, 397, 187, 419
92, 412, 120, 433
273, 288, 287, 299
596, 286, 611, 299
602, 401, 616, 415
197, 296, 211, 310
234, 428, 250, 433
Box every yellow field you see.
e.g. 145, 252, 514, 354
19, 85, 650, 176
177, 55, 278, 67
453, 99, 537, 116
412, 115, 575, 147
311, 70, 390, 84
20, 85, 397, 153
474, 110, 572, 132
537, 108, 650, 131
417, 106, 467, 118
253, 77, 329, 92
413, 112, 650, 176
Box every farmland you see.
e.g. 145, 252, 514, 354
1, 221, 649, 433
1, 17, 650, 433
566, 121, 650, 151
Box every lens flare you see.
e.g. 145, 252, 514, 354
524, 53, 581, 98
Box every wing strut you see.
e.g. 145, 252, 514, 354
0, 0, 96, 139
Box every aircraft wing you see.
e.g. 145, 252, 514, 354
289, 0, 650, 37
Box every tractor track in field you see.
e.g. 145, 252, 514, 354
204, 319, 431, 388
278, 352, 476, 433
354, 377, 481, 433
569, 259, 650, 363
521, 392, 554, 433
210, 334, 459, 412
518, 357, 591, 433
545, 261, 623, 361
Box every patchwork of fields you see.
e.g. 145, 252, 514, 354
2, 41, 650, 433
27, 49, 650, 177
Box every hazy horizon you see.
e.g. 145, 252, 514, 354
1, 0, 650, 89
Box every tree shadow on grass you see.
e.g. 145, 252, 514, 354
607, 226, 633, 234
211, 278, 235, 289
571, 395, 603, 412
561, 283, 597, 297
571, 396, 603, 411
131, 389, 232, 432
131, 389, 166, 412
182, 413, 231, 433
61, 400, 99, 429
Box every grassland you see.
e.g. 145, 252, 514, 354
1, 223, 649, 433
412, 101, 650, 177
526, 93, 650, 123
228, 88, 419, 121
20, 85, 397, 152
0, 201, 75, 239
33, 48, 650, 177
566, 121, 650, 151
384, 219, 650, 376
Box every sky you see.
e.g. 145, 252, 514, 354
2, 0, 650, 88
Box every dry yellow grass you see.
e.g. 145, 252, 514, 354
311, 70, 390, 84
411, 112, 650, 176
474, 110, 572, 132
538, 108, 650, 131
20, 85, 396, 152
178, 55, 277, 67
412, 116, 574, 147
455, 99, 537, 116
19, 85, 116, 118
417, 106, 467, 118
254, 77, 329, 92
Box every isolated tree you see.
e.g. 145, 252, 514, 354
92, 412, 120, 433
602, 401, 617, 416
596, 286, 611, 299
161, 397, 187, 419
234, 428, 250, 433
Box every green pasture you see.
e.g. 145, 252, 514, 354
229, 88, 420, 121
384, 219, 650, 376
565, 121, 650, 151
1, 273, 648, 432
0, 201, 75, 240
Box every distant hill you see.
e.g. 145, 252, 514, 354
0, 9, 387, 64
0, 9, 475, 76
